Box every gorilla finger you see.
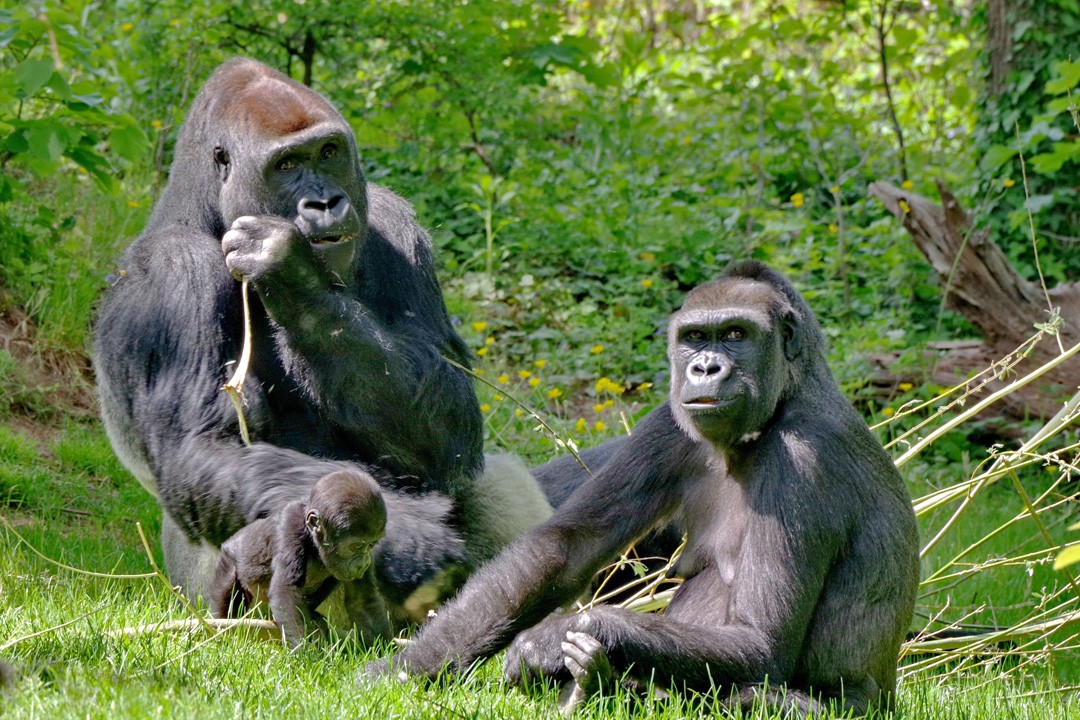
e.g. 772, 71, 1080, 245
565, 630, 604, 656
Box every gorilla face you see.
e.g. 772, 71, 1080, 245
668, 279, 791, 450
211, 74, 367, 280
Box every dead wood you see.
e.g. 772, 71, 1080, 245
867, 179, 1080, 420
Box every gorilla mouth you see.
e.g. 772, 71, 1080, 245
684, 396, 727, 407
311, 234, 356, 246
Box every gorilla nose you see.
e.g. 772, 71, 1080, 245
298, 194, 350, 231
688, 360, 729, 380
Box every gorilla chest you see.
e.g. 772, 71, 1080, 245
674, 474, 751, 586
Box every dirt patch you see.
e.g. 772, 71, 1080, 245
0, 297, 97, 437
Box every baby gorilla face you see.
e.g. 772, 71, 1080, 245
320, 534, 378, 581
306, 469, 388, 581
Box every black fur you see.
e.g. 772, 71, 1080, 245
372, 261, 919, 717
93, 58, 485, 606
210, 469, 393, 646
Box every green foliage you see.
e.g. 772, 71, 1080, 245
1, 1, 1079, 709
972, 0, 1080, 282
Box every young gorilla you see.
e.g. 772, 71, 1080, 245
369, 261, 920, 717
211, 469, 393, 647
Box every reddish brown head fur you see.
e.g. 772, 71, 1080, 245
212, 59, 336, 138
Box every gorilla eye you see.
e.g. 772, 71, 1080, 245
320, 144, 338, 160
276, 157, 297, 172
684, 329, 707, 342
724, 327, 747, 341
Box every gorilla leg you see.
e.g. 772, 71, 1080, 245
161, 512, 221, 605
454, 453, 553, 564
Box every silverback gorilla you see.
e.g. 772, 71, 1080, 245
370, 262, 919, 717
93, 58, 550, 614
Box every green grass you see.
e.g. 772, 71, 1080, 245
1, 416, 1079, 718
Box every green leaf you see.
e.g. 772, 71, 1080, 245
1046, 60, 1080, 94
108, 117, 149, 163
13, 58, 54, 98
1054, 544, 1080, 570
1025, 194, 1055, 214
25, 120, 67, 163
1029, 143, 1079, 174
979, 144, 1015, 172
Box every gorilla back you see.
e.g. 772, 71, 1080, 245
92, 58, 539, 605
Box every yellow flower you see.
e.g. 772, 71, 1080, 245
128, 201, 140, 209
593, 403, 605, 414
534, 359, 547, 369
828, 223, 838, 233
639, 252, 656, 262
485, 336, 494, 346
121, 22, 134, 32
898, 382, 913, 392
603, 399, 615, 408
591, 344, 604, 355
474, 368, 485, 376
150, 120, 162, 130
546, 388, 562, 399
480, 404, 492, 413
830, 185, 840, 194
476, 347, 487, 357
515, 408, 524, 418
492, 394, 504, 401
575, 418, 587, 432
641, 279, 653, 288
901, 179, 914, 190
471, 321, 488, 332
898, 199, 911, 214
498, 374, 510, 384
881, 407, 895, 417
595, 377, 613, 394
790, 192, 804, 208
1003, 178, 1016, 188
518, 370, 532, 379
528, 377, 541, 388
593, 421, 607, 431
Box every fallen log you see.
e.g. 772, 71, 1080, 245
868, 180, 1080, 419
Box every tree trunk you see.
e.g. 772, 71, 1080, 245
868, 179, 1080, 419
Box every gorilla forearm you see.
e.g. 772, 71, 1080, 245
510, 605, 779, 690
155, 438, 344, 544
265, 290, 482, 482
393, 527, 604, 676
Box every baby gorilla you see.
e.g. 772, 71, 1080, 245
210, 468, 392, 646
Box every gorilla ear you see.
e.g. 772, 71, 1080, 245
213, 146, 230, 182
305, 509, 321, 536
782, 312, 802, 361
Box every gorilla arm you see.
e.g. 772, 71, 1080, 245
222, 213, 482, 487
375, 406, 696, 678
99, 226, 471, 589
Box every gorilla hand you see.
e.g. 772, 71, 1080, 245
222, 216, 321, 285
559, 631, 612, 716
504, 612, 595, 686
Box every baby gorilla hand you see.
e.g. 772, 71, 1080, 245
222, 216, 317, 284
504, 612, 594, 686
558, 631, 612, 716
